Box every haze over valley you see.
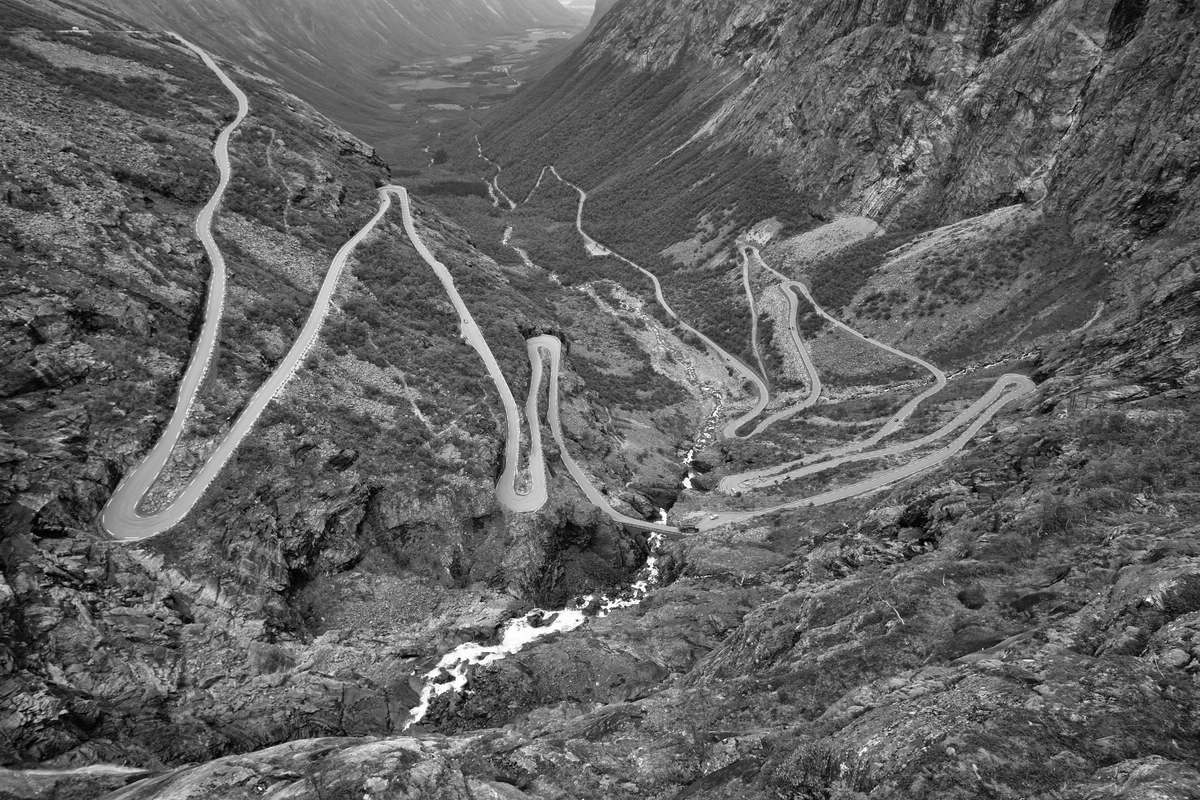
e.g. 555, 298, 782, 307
1, 1, 1198, 798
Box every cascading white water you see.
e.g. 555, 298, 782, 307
682, 448, 699, 490
405, 527, 666, 727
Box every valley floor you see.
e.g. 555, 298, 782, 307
3, 4, 1199, 799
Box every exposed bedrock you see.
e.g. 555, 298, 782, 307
487, 0, 1198, 246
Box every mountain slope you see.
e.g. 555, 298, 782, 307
477, 0, 1195, 407
3, 1, 1200, 798
487, 0, 1196, 235
46, 0, 583, 141
0, 0, 691, 777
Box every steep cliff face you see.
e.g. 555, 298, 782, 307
476, 0, 1195, 407
489, 0, 1196, 239
589, 0, 621, 27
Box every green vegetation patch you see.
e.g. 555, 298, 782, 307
807, 229, 921, 315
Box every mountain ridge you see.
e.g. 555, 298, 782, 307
2, 0, 1198, 798
487, 0, 1196, 238
43, 0, 584, 149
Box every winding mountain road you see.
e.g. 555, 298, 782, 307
698, 371, 1033, 531
528, 336, 677, 535
749, 246, 947, 438
713, 253, 1034, 501
396, 188, 548, 514
739, 250, 824, 438
104, 44, 552, 542
741, 249, 770, 388
101, 37, 247, 540
515, 167, 1036, 529
101, 52, 1037, 729
718, 372, 1034, 495
105, 173, 390, 541
106, 59, 1034, 546
519, 329, 1029, 534
716, 246, 959, 492
547, 167, 770, 438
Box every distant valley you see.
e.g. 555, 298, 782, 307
1, 1, 1198, 799
38, 0, 587, 165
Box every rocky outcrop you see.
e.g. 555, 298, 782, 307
5, 0, 1200, 797
77, 150, 1200, 793
486, 0, 1197, 243
476, 0, 1196, 375
0, 8, 664, 772
63, 369, 1200, 796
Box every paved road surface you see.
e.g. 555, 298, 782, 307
698, 371, 1033, 531
741, 249, 771, 389
103, 55, 1035, 544
748, 245, 947, 441
739, 248, 824, 437
396, 188, 548, 514
101, 37, 248, 540
529, 336, 678, 535
547, 167, 769, 438
525, 170, 1033, 529
104, 166, 391, 538
720, 372, 1034, 495
104, 41, 552, 540
719, 246, 959, 492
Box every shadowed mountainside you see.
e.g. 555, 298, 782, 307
2, 0, 1199, 798
465, 1, 1197, 482
42, 0, 584, 144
